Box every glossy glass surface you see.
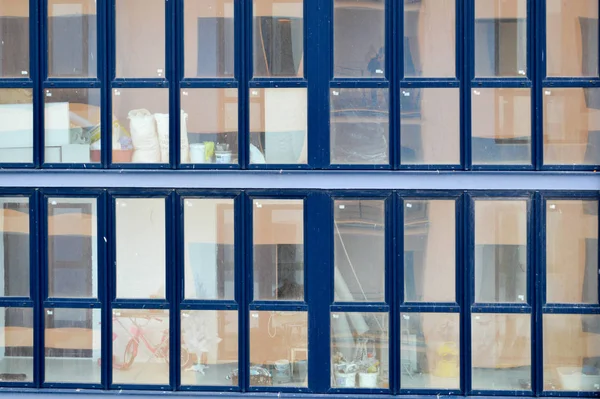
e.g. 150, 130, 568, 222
0, 307, 33, 382
0, 197, 29, 297
0, 89, 33, 163
0, 0, 29, 78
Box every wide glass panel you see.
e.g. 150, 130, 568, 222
546, 200, 598, 304
116, 198, 165, 299
400, 312, 460, 390
184, 0, 234, 78
181, 310, 238, 386
472, 88, 531, 165
334, 199, 385, 302
547, 0, 598, 77
253, 199, 303, 301
475, 0, 527, 77
47, 0, 97, 78
404, 200, 455, 302
253, 0, 303, 78
0, 89, 33, 163
0, 198, 29, 297
249, 88, 307, 164
249, 311, 307, 387
181, 89, 238, 164
112, 309, 169, 385
111, 88, 169, 164
0, 307, 33, 382
184, 198, 235, 300
115, 0, 165, 78
543, 314, 600, 392
400, 88, 460, 165
404, 0, 455, 77
44, 308, 101, 383
472, 313, 531, 390
334, 0, 384, 78
44, 88, 100, 164
0, 0, 29, 78
474, 200, 528, 303
330, 88, 389, 165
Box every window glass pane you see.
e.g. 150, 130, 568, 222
400, 312, 459, 390
111, 88, 169, 164
184, 198, 235, 300
472, 88, 531, 165
249, 88, 307, 164
0, 0, 29, 78
547, 0, 598, 77
181, 89, 238, 164
332, 312, 389, 389
0, 89, 33, 163
184, 0, 234, 78
48, 0, 97, 78
253, 199, 303, 301
334, 199, 385, 302
475, 0, 527, 77
475, 200, 528, 303
0, 307, 33, 382
401, 88, 460, 165
116, 0, 165, 78
253, 0, 303, 78
249, 310, 307, 387
116, 198, 165, 299
472, 313, 531, 390
404, 0, 455, 78
546, 200, 598, 304
330, 88, 389, 165
44, 88, 100, 164
48, 198, 97, 298
404, 200, 455, 302
181, 310, 238, 386
543, 314, 600, 392
334, 0, 384, 78
44, 308, 101, 383
112, 309, 169, 385
0, 198, 29, 297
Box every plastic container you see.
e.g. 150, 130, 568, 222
359, 372, 379, 388
335, 371, 357, 388
190, 143, 206, 163
215, 150, 233, 164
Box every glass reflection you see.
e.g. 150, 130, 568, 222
0, 307, 33, 382
0, 197, 29, 297
0, 0, 29, 78
0, 89, 33, 163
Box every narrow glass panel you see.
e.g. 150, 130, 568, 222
0, 307, 33, 382
116, 0, 165, 78
547, 0, 598, 77
111, 88, 169, 164
472, 88, 531, 165
44, 88, 100, 164
543, 88, 600, 165
546, 200, 598, 304
400, 88, 460, 165
330, 88, 389, 165
116, 198, 165, 299
112, 309, 169, 385
334, 199, 385, 302
48, 198, 97, 298
332, 312, 389, 389
44, 308, 101, 383
472, 313, 531, 390
0, 0, 29, 78
334, 0, 384, 78
181, 310, 238, 386
475, 0, 527, 77
181, 89, 238, 164
400, 312, 460, 390
184, 0, 234, 78
253, 0, 303, 78
0, 198, 29, 297
404, 0, 455, 77
47, 0, 97, 78
249, 310, 307, 387
249, 88, 307, 164
474, 200, 528, 303
404, 200, 455, 302
543, 314, 600, 392
0, 89, 33, 163
253, 199, 303, 301
184, 198, 235, 300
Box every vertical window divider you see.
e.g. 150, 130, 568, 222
319, 0, 332, 167
526, 191, 537, 395
168, 0, 178, 170
37, 190, 49, 386
464, 1, 473, 170
99, 190, 109, 389
458, 0, 466, 170
32, 189, 42, 387
456, 191, 466, 394
233, 191, 246, 392
105, 0, 114, 167
462, 191, 473, 394
173, 191, 184, 390
31, 0, 41, 168
532, 0, 542, 170
388, 0, 398, 169
106, 191, 116, 388
239, 0, 250, 169
167, 190, 178, 389
100, 0, 109, 168
306, 0, 321, 168
390, 193, 400, 393
533, 190, 543, 395
240, 191, 251, 391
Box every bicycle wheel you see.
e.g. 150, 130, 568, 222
181, 347, 193, 369
122, 339, 138, 370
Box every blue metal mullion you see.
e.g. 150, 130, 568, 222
100, 0, 109, 168
305, 0, 318, 168
321, 0, 333, 168
30, 189, 41, 388
534, 0, 543, 170
239, 0, 250, 169
106, 191, 116, 388
533, 190, 543, 396
463, 0, 473, 170
389, 0, 398, 169
38, 190, 49, 386
463, 192, 473, 394
240, 191, 251, 392
167, 191, 177, 390
389, 193, 399, 393
174, 190, 184, 389
529, 0, 538, 170
168, 0, 177, 170
106, 0, 115, 166
35, 0, 44, 167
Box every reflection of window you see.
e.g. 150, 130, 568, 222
254, 16, 303, 76
475, 245, 527, 303
0, 15, 28, 77
475, 18, 526, 77
196, 17, 234, 76
48, 12, 96, 77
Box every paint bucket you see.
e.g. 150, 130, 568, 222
334, 371, 357, 388
359, 372, 379, 388
190, 143, 206, 163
